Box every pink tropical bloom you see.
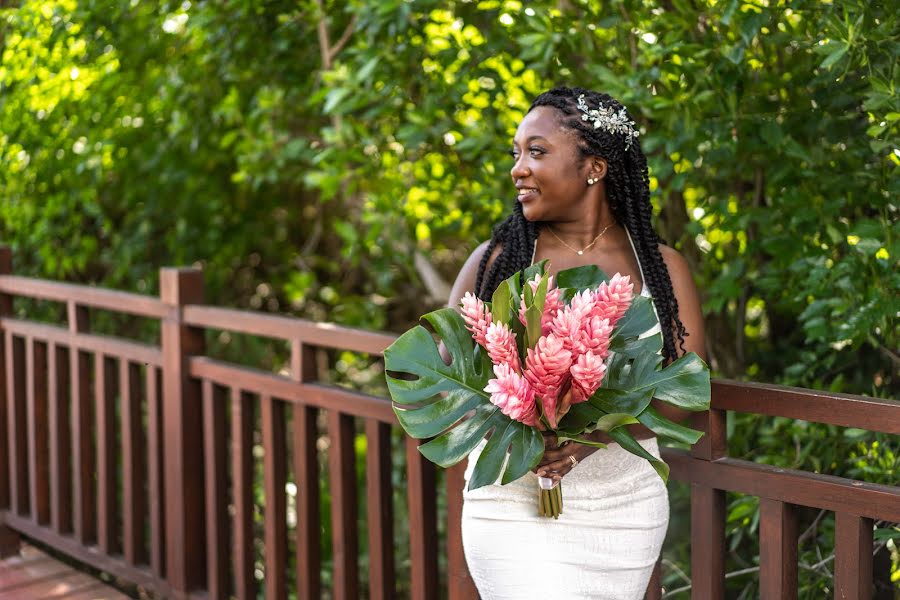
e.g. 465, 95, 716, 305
570, 352, 607, 403
484, 322, 521, 373
460, 292, 492, 346
484, 363, 539, 426
594, 273, 634, 325
548, 306, 584, 353
524, 334, 572, 399
578, 316, 613, 358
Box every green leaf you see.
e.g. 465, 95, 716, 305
555, 433, 608, 449
491, 279, 513, 326
637, 406, 704, 445
385, 307, 542, 485
589, 388, 656, 416
608, 428, 670, 482
820, 45, 849, 69
469, 419, 518, 489
612, 296, 657, 339
609, 331, 663, 358
556, 264, 609, 290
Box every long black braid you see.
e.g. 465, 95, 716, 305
474, 86, 688, 362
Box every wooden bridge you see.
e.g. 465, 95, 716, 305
0, 246, 897, 599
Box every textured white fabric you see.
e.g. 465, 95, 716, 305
461, 437, 668, 599
461, 228, 668, 599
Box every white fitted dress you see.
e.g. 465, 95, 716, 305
461, 231, 668, 600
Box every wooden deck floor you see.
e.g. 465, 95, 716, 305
0, 543, 130, 599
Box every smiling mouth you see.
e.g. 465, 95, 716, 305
517, 188, 539, 201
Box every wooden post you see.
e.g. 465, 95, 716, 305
160, 268, 205, 598
690, 408, 727, 600
0, 246, 20, 557
446, 462, 477, 599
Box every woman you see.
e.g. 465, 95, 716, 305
446, 87, 706, 599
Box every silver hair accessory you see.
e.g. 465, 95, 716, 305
576, 94, 640, 150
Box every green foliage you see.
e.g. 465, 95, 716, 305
1, 0, 897, 595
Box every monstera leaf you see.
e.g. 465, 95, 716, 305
385, 307, 544, 491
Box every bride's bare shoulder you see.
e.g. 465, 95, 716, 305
447, 241, 502, 307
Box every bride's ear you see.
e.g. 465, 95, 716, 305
590, 157, 608, 181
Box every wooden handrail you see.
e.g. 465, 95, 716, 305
0, 275, 167, 319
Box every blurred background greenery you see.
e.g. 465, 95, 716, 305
1, 0, 897, 597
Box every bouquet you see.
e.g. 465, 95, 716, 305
385, 261, 710, 519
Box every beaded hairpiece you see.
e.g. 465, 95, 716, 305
576, 94, 640, 150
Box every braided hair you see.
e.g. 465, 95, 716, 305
474, 86, 687, 362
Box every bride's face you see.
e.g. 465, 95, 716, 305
509, 106, 591, 223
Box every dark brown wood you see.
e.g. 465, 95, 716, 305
759, 499, 798, 600
834, 513, 873, 600
0, 275, 167, 319
0, 247, 18, 557
406, 437, 439, 600
3, 513, 169, 598
262, 394, 288, 600
122, 361, 146, 566
0, 318, 162, 367
147, 366, 165, 579
202, 379, 228, 599
664, 450, 900, 522
365, 420, 394, 600
48, 343, 72, 534
95, 354, 118, 554
25, 338, 50, 525
160, 267, 206, 595
291, 341, 320, 600
7, 333, 27, 516
690, 408, 726, 460
0, 543, 132, 599
712, 379, 900, 435
691, 483, 725, 600
643, 560, 661, 600
328, 411, 359, 600
70, 344, 95, 545
446, 461, 477, 600
231, 388, 256, 600
183, 305, 396, 355
189, 356, 395, 424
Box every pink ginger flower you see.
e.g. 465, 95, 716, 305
460, 292, 492, 346
484, 322, 521, 372
524, 334, 572, 400
484, 363, 539, 426
594, 273, 634, 325
578, 316, 613, 358
518, 275, 562, 335
570, 352, 607, 403
548, 305, 585, 353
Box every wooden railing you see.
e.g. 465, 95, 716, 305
0, 248, 897, 599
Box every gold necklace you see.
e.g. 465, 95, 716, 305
547, 223, 614, 256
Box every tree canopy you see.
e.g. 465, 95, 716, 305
1, 0, 897, 595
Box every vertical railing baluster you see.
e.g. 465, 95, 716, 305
366, 419, 394, 600
759, 498, 798, 599
147, 365, 165, 578
26, 337, 49, 524
160, 267, 206, 594
0, 246, 19, 557
122, 360, 146, 565
232, 388, 256, 600
835, 512, 873, 600
291, 340, 320, 600
446, 461, 477, 599
203, 379, 229, 598
68, 301, 95, 545
48, 342, 72, 534
96, 354, 118, 554
262, 394, 288, 600
406, 437, 438, 600
328, 410, 359, 600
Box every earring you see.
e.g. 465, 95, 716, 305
587, 177, 596, 185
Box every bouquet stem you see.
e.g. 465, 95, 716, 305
537, 478, 563, 519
